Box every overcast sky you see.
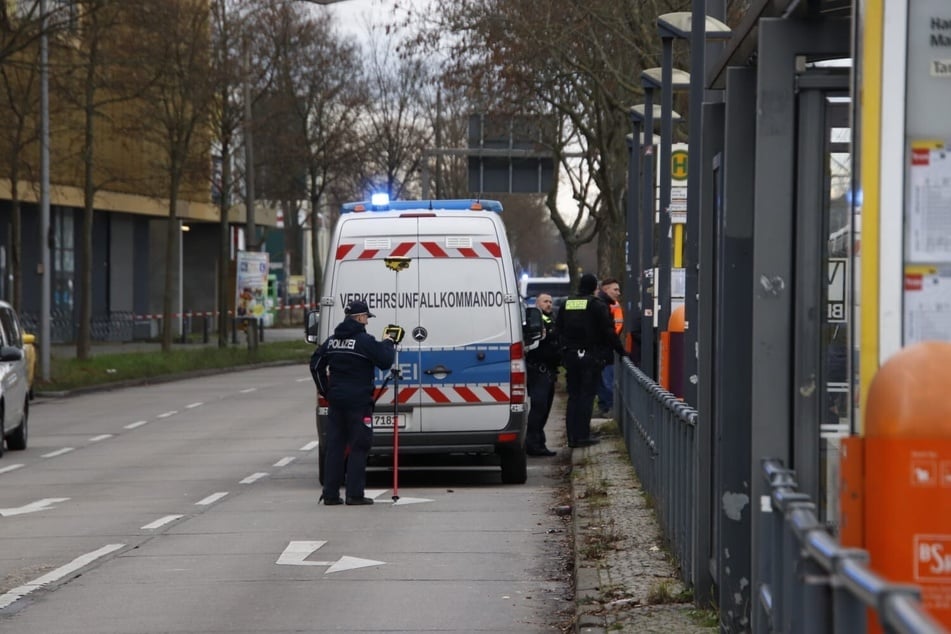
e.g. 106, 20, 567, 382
316, 0, 403, 40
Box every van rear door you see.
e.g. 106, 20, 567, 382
412, 216, 513, 432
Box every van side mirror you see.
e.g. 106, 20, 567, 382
304, 310, 320, 344
523, 307, 543, 345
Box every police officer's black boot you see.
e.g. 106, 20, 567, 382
345, 496, 374, 505
318, 494, 343, 506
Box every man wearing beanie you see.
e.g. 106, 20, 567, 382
555, 273, 626, 447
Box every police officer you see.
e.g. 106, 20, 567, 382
310, 299, 396, 506
525, 293, 560, 456
555, 273, 625, 447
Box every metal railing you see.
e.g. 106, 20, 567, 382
759, 460, 947, 634
616, 356, 698, 587
616, 357, 947, 632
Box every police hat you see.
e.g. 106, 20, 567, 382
344, 299, 375, 318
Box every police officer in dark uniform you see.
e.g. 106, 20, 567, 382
310, 299, 396, 506
525, 293, 560, 456
555, 273, 625, 447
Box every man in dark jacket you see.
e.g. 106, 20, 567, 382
555, 274, 625, 447
525, 293, 560, 456
595, 277, 623, 417
310, 299, 396, 506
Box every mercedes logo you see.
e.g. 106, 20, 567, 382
412, 326, 427, 342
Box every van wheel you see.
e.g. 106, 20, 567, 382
317, 443, 326, 485
0, 406, 5, 458
499, 447, 527, 484
6, 400, 26, 450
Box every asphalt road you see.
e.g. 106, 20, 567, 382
0, 364, 573, 633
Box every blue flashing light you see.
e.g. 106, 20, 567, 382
341, 199, 504, 214
371, 192, 390, 207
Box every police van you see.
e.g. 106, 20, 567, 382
306, 197, 542, 484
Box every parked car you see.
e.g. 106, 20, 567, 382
0, 301, 31, 456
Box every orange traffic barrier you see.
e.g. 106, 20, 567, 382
842, 341, 951, 630
658, 305, 685, 398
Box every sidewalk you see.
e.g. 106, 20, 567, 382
48, 327, 305, 360
567, 406, 718, 633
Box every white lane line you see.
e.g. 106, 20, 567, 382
157, 411, 178, 419
273, 457, 296, 467
42, 448, 74, 459
124, 420, 148, 429
141, 515, 183, 530
89, 434, 113, 443
239, 388, 256, 394
196, 492, 229, 506
186, 402, 203, 409
295, 378, 310, 382
0, 543, 125, 609
240, 472, 268, 484
299, 441, 318, 451
0, 464, 24, 475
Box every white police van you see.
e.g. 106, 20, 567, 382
306, 197, 542, 484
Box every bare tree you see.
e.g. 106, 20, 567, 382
131, 0, 214, 352
358, 27, 432, 200
252, 2, 366, 297
52, 0, 161, 359
209, 0, 259, 347
0, 0, 60, 311
0, 49, 40, 311
404, 0, 689, 279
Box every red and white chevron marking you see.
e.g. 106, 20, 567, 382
372, 384, 510, 404
334, 240, 501, 261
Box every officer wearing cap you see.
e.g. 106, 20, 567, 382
555, 273, 625, 447
310, 299, 396, 506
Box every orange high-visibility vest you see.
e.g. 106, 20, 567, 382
610, 303, 623, 335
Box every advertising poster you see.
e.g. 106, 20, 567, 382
235, 251, 269, 319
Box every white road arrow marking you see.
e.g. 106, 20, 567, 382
364, 489, 432, 506
276, 541, 384, 574
0, 498, 70, 517
391, 497, 434, 506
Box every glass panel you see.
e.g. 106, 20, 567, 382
821, 96, 854, 527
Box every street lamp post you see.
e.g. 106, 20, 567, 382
642, 65, 690, 342
625, 128, 639, 347
637, 85, 656, 378
654, 11, 730, 407
628, 105, 679, 372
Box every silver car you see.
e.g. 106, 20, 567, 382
0, 301, 30, 457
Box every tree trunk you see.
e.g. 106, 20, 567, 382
218, 143, 232, 347
78, 69, 97, 361
10, 165, 21, 311
162, 178, 181, 353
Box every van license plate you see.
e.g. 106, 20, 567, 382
373, 413, 405, 429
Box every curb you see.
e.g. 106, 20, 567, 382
571, 444, 607, 634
